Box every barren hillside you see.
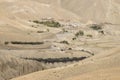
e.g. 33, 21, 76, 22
11, 47, 120, 80
0, 0, 120, 80
34, 0, 120, 24
61, 0, 120, 24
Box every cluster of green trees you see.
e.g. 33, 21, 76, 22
33, 20, 61, 28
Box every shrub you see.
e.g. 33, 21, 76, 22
99, 30, 104, 34
4, 42, 9, 45
86, 34, 93, 37
47, 29, 49, 32
31, 25, 34, 27
72, 37, 76, 40
62, 28, 68, 33
75, 30, 84, 37
90, 24, 102, 30
68, 48, 72, 50
37, 31, 44, 33
60, 40, 69, 45
33, 20, 40, 24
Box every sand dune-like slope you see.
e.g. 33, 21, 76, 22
65, 68, 120, 80
33, 0, 120, 24
0, 0, 120, 80
61, 0, 120, 24
11, 47, 120, 80
1, 0, 120, 24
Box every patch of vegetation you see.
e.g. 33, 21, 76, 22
90, 24, 102, 30
24, 57, 87, 63
47, 29, 49, 32
86, 34, 93, 38
60, 40, 69, 45
31, 25, 34, 27
72, 37, 76, 40
4, 42, 9, 45
11, 41, 44, 45
68, 48, 72, 50
33, 20, 40, 24
31, 25, 37, 28
61, 49, 65, 51
62, 28, 68, 33
37, 31, 44, 33
99, 30, 104, 34
75, 30, 84, 37
33, 20, 61, 28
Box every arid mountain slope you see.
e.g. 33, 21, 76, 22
61, 0, 120, 24
35, 0, 120, 24
0, 0, 80, 79
0, 0, 120, 80
0, 0, 80, 41
1, 0, 120, 24
11, 47, 120, 80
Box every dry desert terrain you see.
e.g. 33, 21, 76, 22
0, 0, 120, 80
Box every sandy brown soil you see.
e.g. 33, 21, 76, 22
0, 0, 120, 80
11, 47, 120, 80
